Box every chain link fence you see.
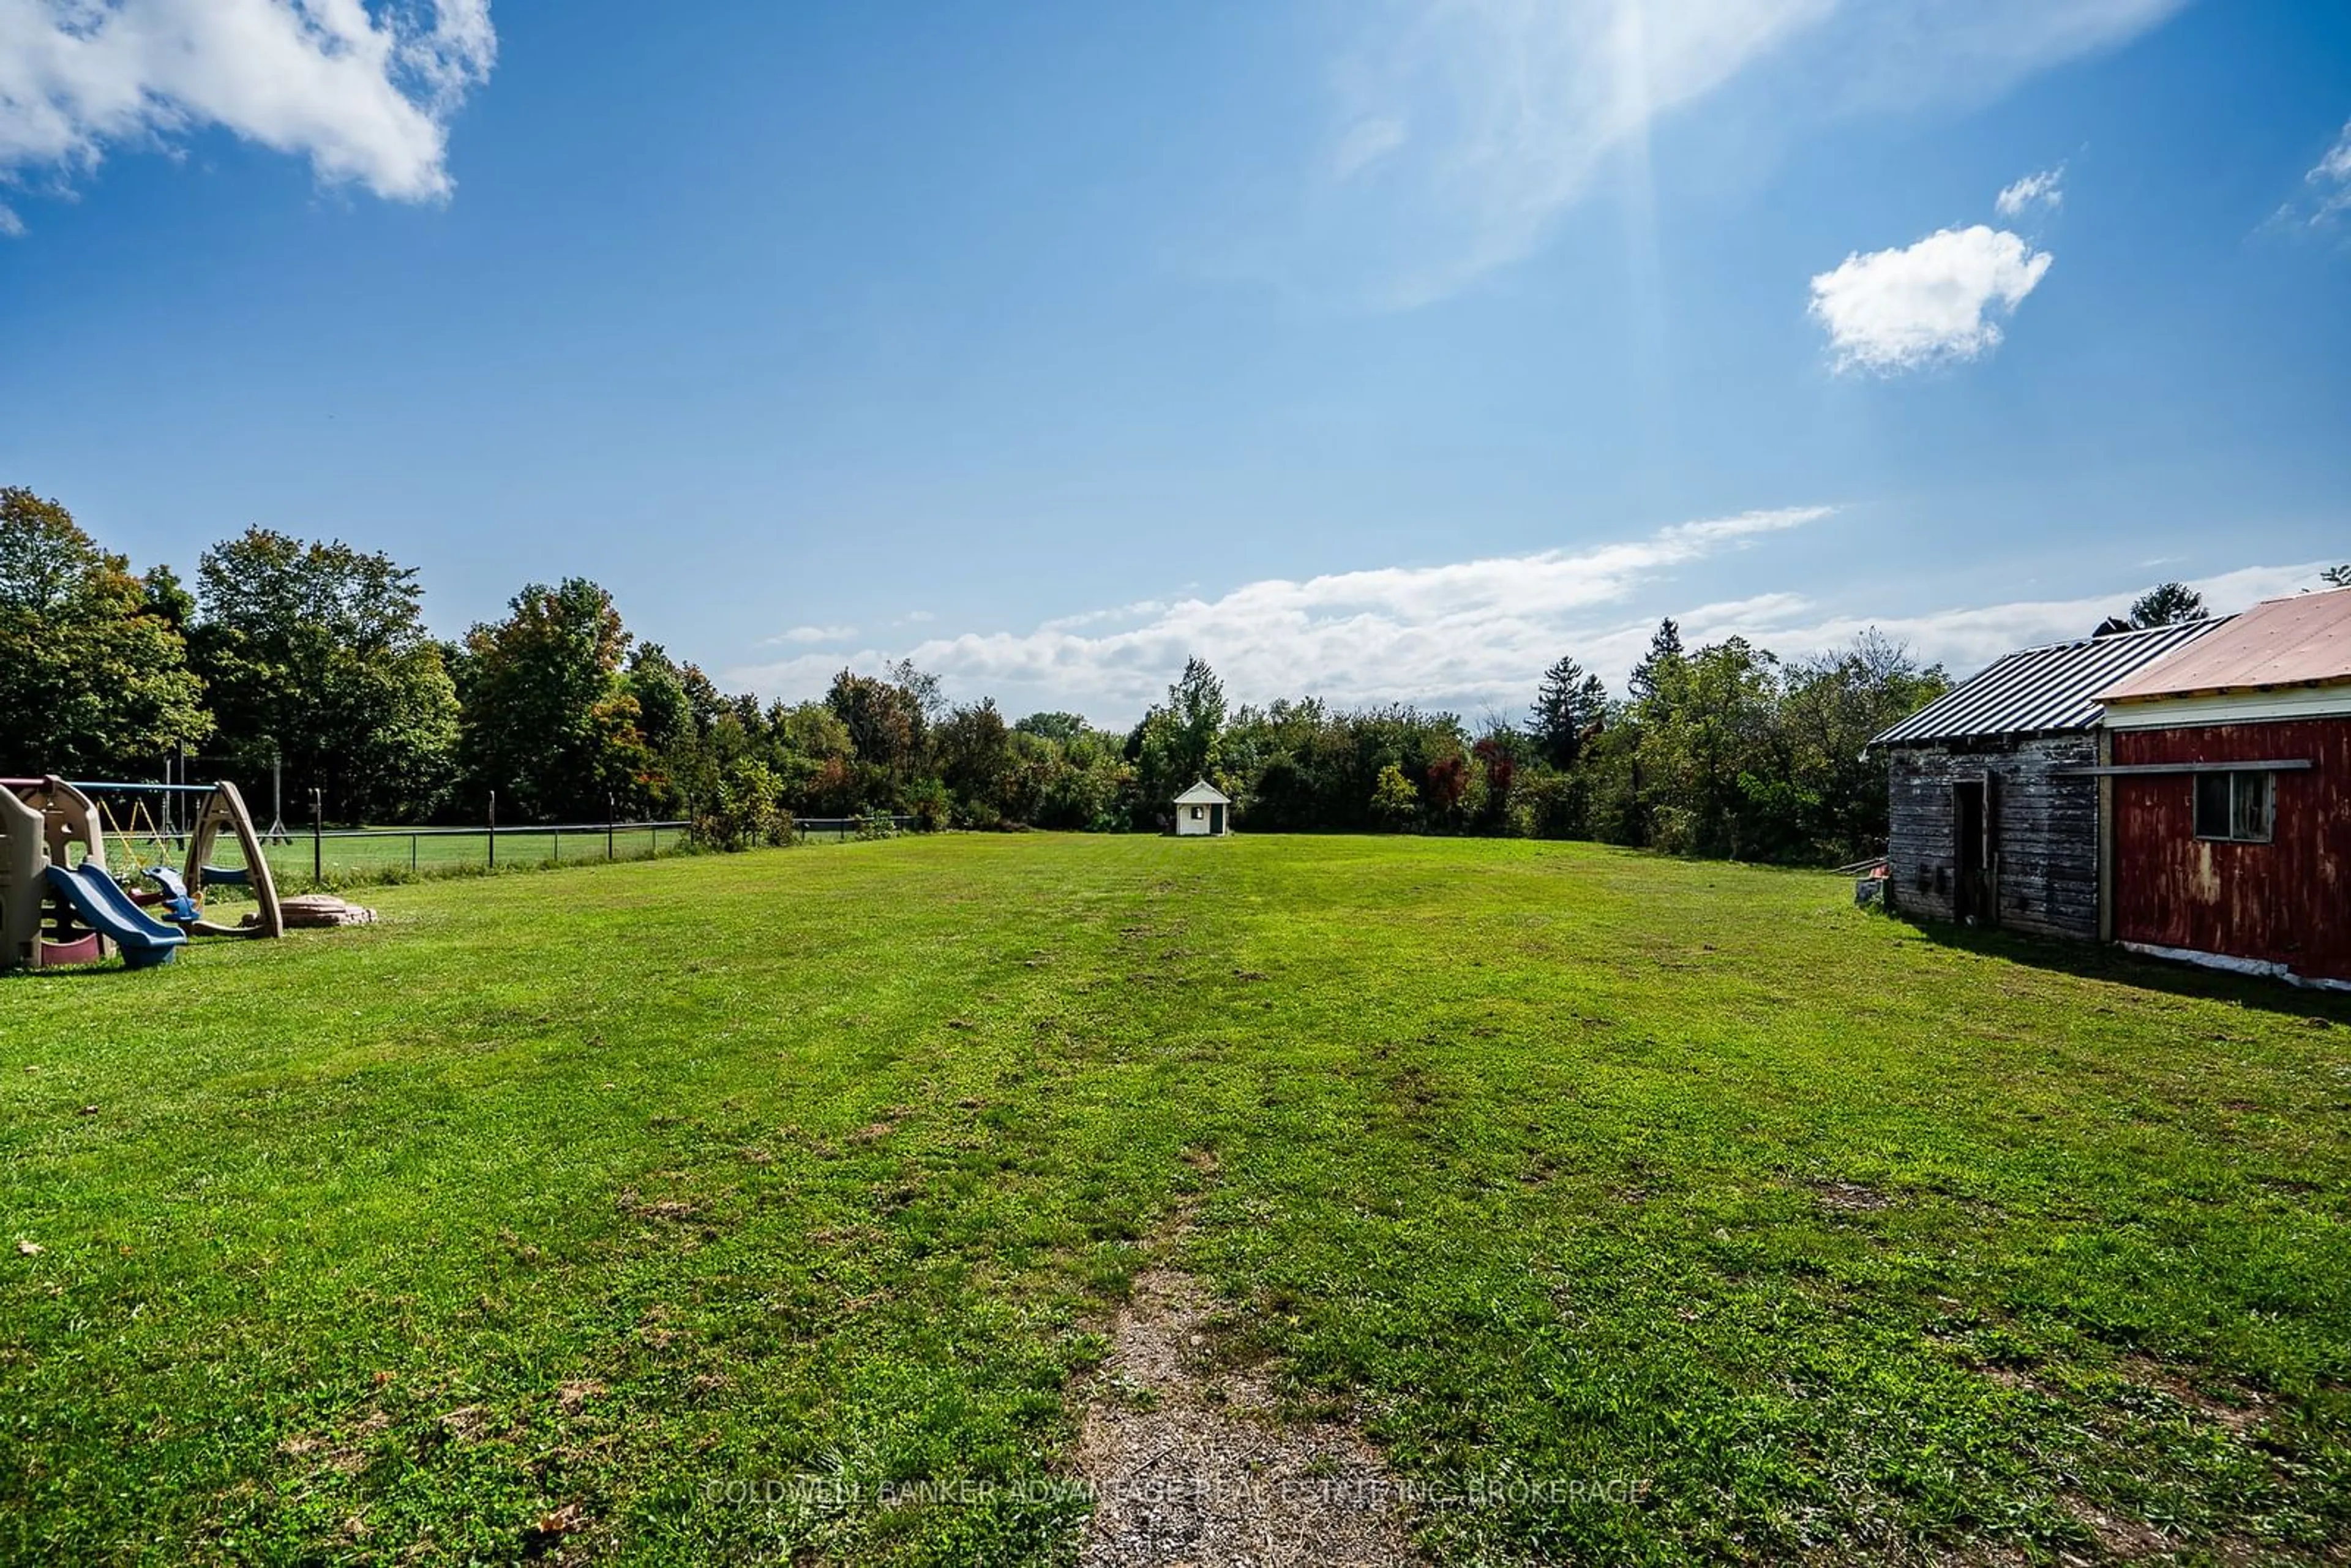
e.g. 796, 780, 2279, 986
100, 814, 923, 890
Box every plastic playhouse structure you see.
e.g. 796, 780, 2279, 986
0, 776, 282, 971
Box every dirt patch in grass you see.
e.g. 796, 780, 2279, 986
2118, 1354, 2271, 1438
555, 1379, 605, 1415
1811, 1179, 1894, 1212
1071, 1262, 1422, 1567
2061, 1492, 2173, 1559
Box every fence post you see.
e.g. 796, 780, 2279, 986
411, 832, 418, 874
487, 790, 497, 871
607, 795, 615, 861
310, 788, 322, 886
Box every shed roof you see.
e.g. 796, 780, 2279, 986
1172, 779, 1229, 805
2097, 588, 2351, 702
1870, 618, 2223, 747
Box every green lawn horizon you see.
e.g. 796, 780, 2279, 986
4, 834, 2345, 1563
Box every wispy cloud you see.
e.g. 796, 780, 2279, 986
1994, 166, 2064, 218
1329, 113, 1407, 181
1308, 0, 1835, 307
1809, 225, 2052, 373
1708, 563, 2338, 675
729, 506, 1831, 721
731, 526, 2338, 729
0, 0, 496, 234
765, 624, 858, 646
2282, 116, 2351, 228
1295, 0, 2178, 306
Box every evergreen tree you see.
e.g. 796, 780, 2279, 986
2127, 581, 2208, 628
1627, 618, 1685, 703
1529, 655, 1609, 768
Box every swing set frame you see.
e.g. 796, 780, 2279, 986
0, 776, 283, 970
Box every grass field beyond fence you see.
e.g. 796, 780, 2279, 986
100, 816, 908, 890
2, 835, 2346, 1564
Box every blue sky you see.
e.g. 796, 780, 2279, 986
1, 1, 2346, 724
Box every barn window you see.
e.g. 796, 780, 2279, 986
1190, 805, 1203, 820
2193, 771, 2273, 843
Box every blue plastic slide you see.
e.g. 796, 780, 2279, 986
44, 865, 187, 969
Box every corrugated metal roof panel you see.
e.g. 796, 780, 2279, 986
2098, 587, 2351, 700
1870, 618, 2224, 746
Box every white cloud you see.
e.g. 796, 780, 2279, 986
2317, 120, 2351, 184
766, 624, 857, 646
729, 506, 1831, 722
1700, 563, 2338, 678
1300, 0, 2178, 306
2299, 117, 2351, 225
0, 0, 496, 233
1808, 225, 2052, 373
1993, 166, 2063, 217
730, 524, 2336, 730
1330, 113, 1406, 181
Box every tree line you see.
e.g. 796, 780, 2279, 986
15, 485, 2328, 863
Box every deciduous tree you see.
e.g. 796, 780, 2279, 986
935, 698, 1013, 823
825, 669, 926, 793
457, 579, 651, 821
0, 487, 209, 775
190, 528, 459, 821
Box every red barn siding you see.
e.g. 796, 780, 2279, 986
2112, 719, 2351, 983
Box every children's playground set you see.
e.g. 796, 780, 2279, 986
0, 776, 282, 971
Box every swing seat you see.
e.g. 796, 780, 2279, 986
138, 866, 203, 925
198, 865, 249, 887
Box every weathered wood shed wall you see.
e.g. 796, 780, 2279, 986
1870, 619, 2221, 944
1884, 733, 2101, 939
2112, 719, 2351, 985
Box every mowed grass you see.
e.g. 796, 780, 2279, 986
2, 835, 2347, 1564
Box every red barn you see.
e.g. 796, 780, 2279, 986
2095, 587, 2351, 990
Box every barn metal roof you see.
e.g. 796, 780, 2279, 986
2098, 587, 2351, 701
1870, 618, 2224, 747
1172, 779, 1229, 805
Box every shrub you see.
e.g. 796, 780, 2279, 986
694, 757, 790, 851
1370, 762, 1420, 831
1507, 770, 1589, 840
904, 777, 951, 832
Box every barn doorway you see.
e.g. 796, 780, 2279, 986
1953, 779, 1989, 926
1209, 803, 1225, 835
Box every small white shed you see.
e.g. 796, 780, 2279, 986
1172, 779, 1231, 837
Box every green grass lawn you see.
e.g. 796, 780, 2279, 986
3, 835, 2347, 1564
